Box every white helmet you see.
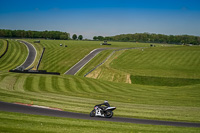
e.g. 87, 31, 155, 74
104, 100, 108, 103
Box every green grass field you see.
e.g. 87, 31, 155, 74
0, 111, 199, 133
0, 39, 7, 57
86, 46, 200, 86
0, 40, 199, 132
25, 39, 154, 73
0, 72, 199, 122
110, 46, 200, 79
0, 40, 28, 71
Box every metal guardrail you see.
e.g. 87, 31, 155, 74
36, 47, 45, 70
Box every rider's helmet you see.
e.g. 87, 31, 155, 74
104, 100, 108, 103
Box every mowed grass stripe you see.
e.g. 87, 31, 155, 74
0, 75, 17, 90
52, 76, 62, 92
45, 76, 53, 92
38, 76, 46, 92
0, 40, 28, 70
41, 49, 62, 71
0, 39, 7, 56
0, 41, 16, 68
5, 41, 22, 69
91, 80, 113, 93
57, 77, 68, 92
0, 74, 8, 82
41, 48, 83, 73
0, 40, 3, 51
68, 77, 79, 93
91, 78, 124, 93
82, 78, 102, 93
72, 77, 91, 93
31, 76, 40, 92
24, 76, 33, 92
14, 75, 27, 92
73, 77, 93, 93
1, 41, 20, 68
186, 51, 200, 68
62, 77, 71, 92
110, 46, 200, 79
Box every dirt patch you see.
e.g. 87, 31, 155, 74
126, 74, 132, 84
86, 68, 101, 79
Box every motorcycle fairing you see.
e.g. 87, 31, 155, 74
105, 107, 116, 111
95, 107, 104, 117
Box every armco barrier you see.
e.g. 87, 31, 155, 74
36, 47, 45, 70
0, 40, 9, 58
9, 69, 60, 75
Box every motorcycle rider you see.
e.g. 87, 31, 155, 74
96, 100, 110, 112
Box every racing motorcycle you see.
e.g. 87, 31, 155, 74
90, 105, 116, 118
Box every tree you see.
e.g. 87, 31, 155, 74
93, 36, 98, 40
97, 36, 104, 41
78, 35, 83, 40
60, 34, 68, 40
72, 34, 77, 40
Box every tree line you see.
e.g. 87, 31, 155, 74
0, 29, 72, 40
93, 33, 200, 45
72, 34, 83, 40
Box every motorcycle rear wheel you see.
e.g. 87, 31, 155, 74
90, 110, 95, 117
105, 110, 113, 118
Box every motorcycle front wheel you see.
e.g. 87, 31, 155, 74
105, 110, 113, 118
90, 110, 95, 117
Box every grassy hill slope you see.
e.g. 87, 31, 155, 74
111, 46, 200, 78
0, 72, 199, 122
86, 46, 200, 86
0, 40, 199, 132
25, 40, 153, 74
0, 39, 7, 56
0, 40, 28, 71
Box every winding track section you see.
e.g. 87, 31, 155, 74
0, 101, 199, 127
65, 48, 110, 75
65, 47, 146, 75
17, 40, 36, 69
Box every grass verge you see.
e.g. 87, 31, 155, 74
0, 72, 200, 122
0, 111, 199, 133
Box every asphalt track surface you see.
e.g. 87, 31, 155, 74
0, 101, 199, 127
18, 40, 36, 69
65, 48, 110, 75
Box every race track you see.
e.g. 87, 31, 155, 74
65, 48, 109, 75
17, 40, 36, 69
64, 47, 146, 75
0, 101, 199, 127
2, 45, 200, 128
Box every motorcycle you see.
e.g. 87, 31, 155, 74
90, 105, 116, 118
